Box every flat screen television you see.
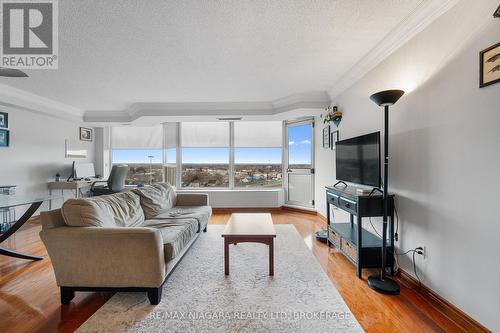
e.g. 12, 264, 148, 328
335, 132, 381, 188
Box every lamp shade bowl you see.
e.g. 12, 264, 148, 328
370, 89, 404, 107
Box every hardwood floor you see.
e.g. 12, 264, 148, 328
0, 210, 467, 333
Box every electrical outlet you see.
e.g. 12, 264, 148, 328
416, 246, 426, 259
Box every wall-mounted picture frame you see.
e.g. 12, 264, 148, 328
0, 112, 8, 128
323, 125, 330, 148
80, 127, 93, 141
0, 129, 9, 147
330, 130, 339, 150
479, 42, 500, 88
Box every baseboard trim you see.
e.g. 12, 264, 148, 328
212, 207, 283, 214
397, 269, 491, 333
316, 212, 327, 222
212, 206, 319, 216
281, 206, 317, 215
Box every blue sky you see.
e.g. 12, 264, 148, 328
112, 123, 311, 164
112, 149, 163, 163
288, 124, 312, 165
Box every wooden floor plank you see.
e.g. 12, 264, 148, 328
0, 211, 465, 333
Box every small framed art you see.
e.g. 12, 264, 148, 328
479, 42, 500, 88
80, 127, 93, 141
0, 129, 9, 147
323, 125, 330, 148
0, 112, 8, 128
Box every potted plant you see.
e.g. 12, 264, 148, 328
321, 106, 342, 127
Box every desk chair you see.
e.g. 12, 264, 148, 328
91, 165, 129, 196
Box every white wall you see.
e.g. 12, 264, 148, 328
0, 108, 95, 211
315, 0, 500, 329
314, 119, 336, 217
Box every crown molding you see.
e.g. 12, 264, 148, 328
0, 83, 84, 122
328, 0, 459, 100
83, 91, 331, 123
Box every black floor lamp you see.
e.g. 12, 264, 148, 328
367, 89, 404, 295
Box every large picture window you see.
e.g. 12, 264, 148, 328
235, 148, 282, 188
111, 126, 163, 185
112, 149, 163, 185
110, 121, 283, 189
181, 122, 230, 188
181, 148, 229, 187
234, 121, 282, 188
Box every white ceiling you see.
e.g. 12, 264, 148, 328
1, 0, 429, 116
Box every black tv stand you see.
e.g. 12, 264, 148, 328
325, 185, 395, 278
333, 180, 348, 188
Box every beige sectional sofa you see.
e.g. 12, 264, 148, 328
40, 183, 211, 305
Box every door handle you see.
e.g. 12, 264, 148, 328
287, 168, 292, 172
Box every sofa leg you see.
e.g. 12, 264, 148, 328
147, 287, 162, 305
61, 287, 75, 304
203, 226, 207, 232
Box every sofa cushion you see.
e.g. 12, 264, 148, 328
154, 182, 177, 206
132, 183, 177, 219
154, 206, 212, 232
142, 218, 198, 261
61, 191, 145, 227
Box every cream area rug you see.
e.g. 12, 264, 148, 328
76, 224, 363, 333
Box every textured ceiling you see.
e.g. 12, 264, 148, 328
3, 0, 423, 111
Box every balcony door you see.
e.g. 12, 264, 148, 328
285, 119, 314, 208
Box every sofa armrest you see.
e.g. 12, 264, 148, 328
176, 193, 209, 206
40, 226, 165, 288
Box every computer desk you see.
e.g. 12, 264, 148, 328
47, 179, 102, 209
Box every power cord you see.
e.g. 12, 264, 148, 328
367, 191, 401, 278
390, 202, 423, 288
366, 189, 422, 288
368, 216, 382, 237
412, 248, 423, 286
366, 190, 398, 241
394, 205, 399, 241
389, 247, 423, 289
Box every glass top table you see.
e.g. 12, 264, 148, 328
0, 193, 62, 261
0, 193, 62, 209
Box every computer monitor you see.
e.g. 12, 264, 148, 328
74, 162, 96, 179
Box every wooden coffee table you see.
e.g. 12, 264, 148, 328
222, 213, 277, 276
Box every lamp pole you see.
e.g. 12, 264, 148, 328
368, 89, 404, 295
381, 104, 389, 281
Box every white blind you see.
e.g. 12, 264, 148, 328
234, 121, 282, 147
181, 122, 229, 147
111, 126, 162, 149
163, 122, 178, 148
